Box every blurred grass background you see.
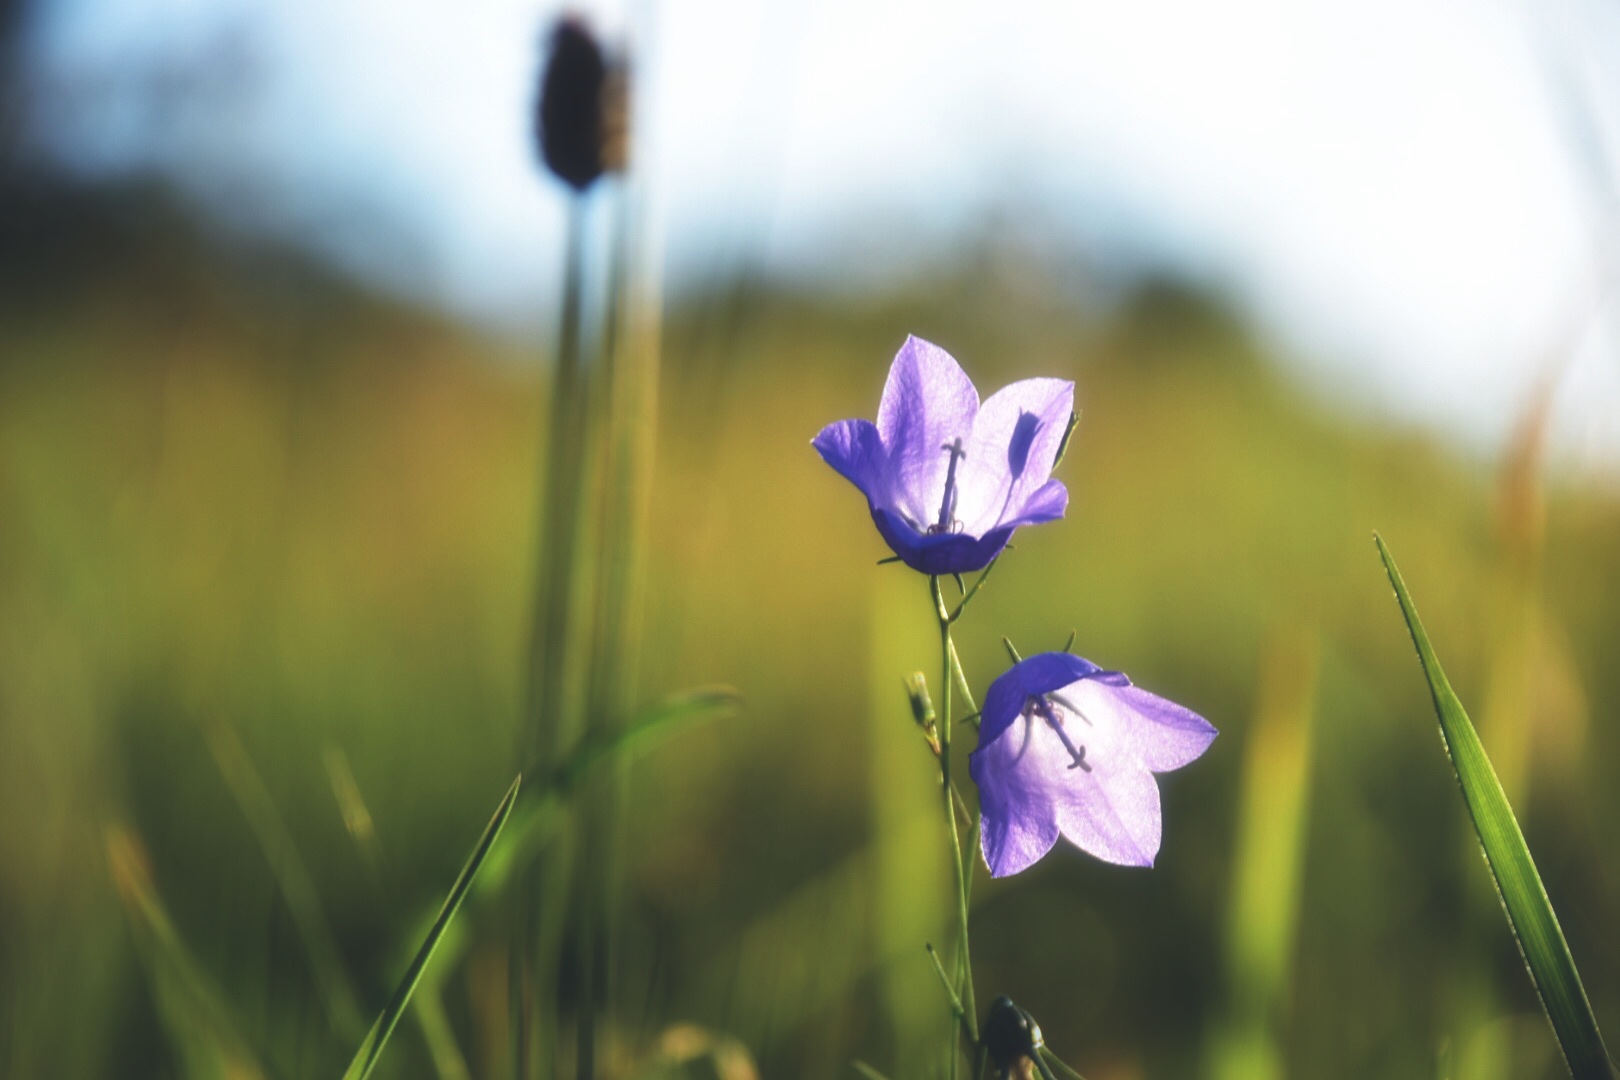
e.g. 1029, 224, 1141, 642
2, 175, 1620, 1080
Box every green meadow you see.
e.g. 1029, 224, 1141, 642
2, 211, 1618, 1078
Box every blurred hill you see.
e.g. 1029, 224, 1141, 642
1, 170, 1618, 1080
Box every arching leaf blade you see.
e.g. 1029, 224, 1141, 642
1376, 535, 1614, 1079
341, 772, 522, 1080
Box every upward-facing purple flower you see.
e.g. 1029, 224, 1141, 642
969, 652, 1216, 877
812, 336, 1074, 575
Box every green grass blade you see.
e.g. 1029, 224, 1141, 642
341, 773, 522, 1080
479, 685, 743, 896
356, 682, 739, 1034
105, 823, 269, 1080
551, 684, 744, 795
202, 719, 365, 1038
1376, 534, 1615, 1079
409, 982, 471, 1080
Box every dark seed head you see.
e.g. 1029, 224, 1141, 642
535, 17, 610, 191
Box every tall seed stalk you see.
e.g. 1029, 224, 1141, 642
518, 20, 643, 1078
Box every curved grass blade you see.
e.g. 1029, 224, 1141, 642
364, 683, 741, 1031
479, 685, 743, 896
1376, 535, 1615, 1079
554, 684, 744, 794
341, 773, 522, 1080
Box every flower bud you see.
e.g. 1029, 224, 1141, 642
903, 672, 940, 755
983, 995, 1045, 1076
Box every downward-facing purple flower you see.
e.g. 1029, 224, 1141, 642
812, 336, 1074, 575
969, 652, 1217, 877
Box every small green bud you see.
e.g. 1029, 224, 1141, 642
903, 672, 940, 755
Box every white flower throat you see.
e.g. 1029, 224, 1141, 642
1028, 693, 1092, 772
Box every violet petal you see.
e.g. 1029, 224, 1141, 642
969, 653, 1216, 877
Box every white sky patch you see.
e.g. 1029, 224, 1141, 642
23, 0, 1620, 466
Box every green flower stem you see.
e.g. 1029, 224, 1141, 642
931, 576, 980, 1055
946, 635, 979, 727
925, 943, 968, 1028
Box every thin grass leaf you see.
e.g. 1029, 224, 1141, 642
378, 684, 740, 1010
553, 684, 743, 795
1376, 534, 1615, 1080
853, 1062, 893, 1080
480, 685, 743, 896
409, 982, 471, 1080
104, 823, 268, 1080
323, 742, 384, 882
342, 773, 521, 1080
202, 719, 365, 1038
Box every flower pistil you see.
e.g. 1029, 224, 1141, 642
931, 437, 968, 534
1029, 694, 1091, 772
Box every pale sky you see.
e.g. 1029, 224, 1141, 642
24, 0, 1620, 467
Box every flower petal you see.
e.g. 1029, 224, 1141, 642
977, 652, 1106, 745
970, 655, 1213, 875
1105, 684, 1218, 772
1042, 677, 1165, 867
969, 712, 1064, 877
870, 510, 1014, 575
875, 336, 980, 529
1043, 676, 1214, 863
999, 478, 1068, 530
970, 693, 1159, 873
955, 377, 1074, 535
1052, 762, 1161, 868
811, 418, 889, 505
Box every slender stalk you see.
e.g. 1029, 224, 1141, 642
930, 577, 979, 1057
517, 194, 592, 1080
576, 170, 648, 1080
946, 636, 978, 726
525, 196, 591, 765
925, 943, 967, 1023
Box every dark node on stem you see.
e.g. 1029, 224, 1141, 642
534, 17, 627, 190
984, 995, 1045, 1073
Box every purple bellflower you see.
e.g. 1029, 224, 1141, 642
812, 336, 1074, 575
969, 652, 1216, 877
